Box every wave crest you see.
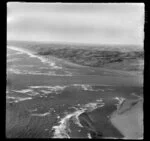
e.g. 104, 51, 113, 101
8, 46, 62, 70
6, 96, 32, 103
52, 99, 104, 138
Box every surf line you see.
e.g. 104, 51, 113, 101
7, 46, 62, 69
52, 99, 105, 138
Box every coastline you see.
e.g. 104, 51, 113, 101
110, 98, 143, 139
7, 45, 143, 139
7, 45, 143, 78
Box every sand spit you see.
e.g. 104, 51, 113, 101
110, 98, 143, 139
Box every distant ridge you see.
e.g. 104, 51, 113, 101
7, 40, 143, 52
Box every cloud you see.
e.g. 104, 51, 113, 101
7, 3, 144, 45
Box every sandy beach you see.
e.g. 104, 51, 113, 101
110, 98, 143, 139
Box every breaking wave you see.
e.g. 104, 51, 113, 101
52, 99, 105, 138
113, 97, 126, 110
28, 84, 112, 95
31, 112, 50, 117
87, 133, 92, 139
10, 84, 114, 99
71, 84, 105, 92
6, 96, 32, 103
12, 89, 33, 93
7, 46, 62, 70
11, 86, 66, 98
7, 68, 72, 76
29, 85, 67, 95
12, 89, 39, 96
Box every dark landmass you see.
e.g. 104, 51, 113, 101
7, 40, 144, 71
36, 47, 143, 69
7, 40, 143, 52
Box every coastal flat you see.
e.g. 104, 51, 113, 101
110, 99, 143, 139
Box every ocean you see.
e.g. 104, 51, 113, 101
6, 45, 143, 138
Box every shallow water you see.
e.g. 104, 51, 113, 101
6, 46, 143, 138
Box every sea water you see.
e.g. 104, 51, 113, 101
6, 45, 143, 138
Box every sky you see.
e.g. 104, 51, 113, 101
7, 3, 144, 46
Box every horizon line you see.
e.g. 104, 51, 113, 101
7, 40, 143, 47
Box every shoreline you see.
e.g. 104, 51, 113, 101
7, 45, 143, 139
77, 97, 143, 139
110, 98, 143, 139
7, 45, 143, 78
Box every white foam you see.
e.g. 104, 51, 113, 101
84, 102, 105, 112
8, 67, 72, 76
57, 116, 60, 119
7, 46, 62, 70
8, 46, 36, 57
52, 110, 85, 138
96, 99, 103, 102
28, 84, 108, 97
30, 85, 66, 89
7, 96, 32, 103
31, 112, 50, 117
71, 84, 105, 92
87, 133, 92, 139
114, 97, 125, 105
71, 110, 85, 128
9, 84, 113, 99
81, 84, 93, 91
113, 97, 126, 110
52, 99, 104, 138
29, 85, 67, 95
12, 89, 33, 93
12, 89, 39, 96
30, 86, 51, 89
